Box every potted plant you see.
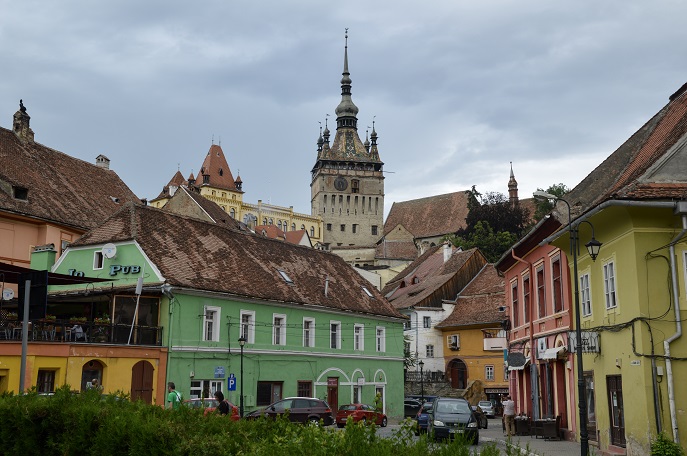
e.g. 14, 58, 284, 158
44, 314, 57, 321
94, 314, 111, 325
6, 311, 18, 320
69, 316, 87, 324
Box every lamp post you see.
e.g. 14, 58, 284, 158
419, 360, 424, 403
238, 336, 247, 417
534, 191, 601, 456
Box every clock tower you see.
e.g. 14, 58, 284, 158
311, 32, 384, 250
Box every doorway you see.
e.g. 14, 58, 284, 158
130, 360, 154, 404
606, 375, 625, 447
327, 377, 339, 412
448, 359, 468, 389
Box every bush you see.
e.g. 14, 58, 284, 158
0, 389, 500, 456
651, 432, 684, 456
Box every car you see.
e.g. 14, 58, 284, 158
478, 400, 495, 418
414, 401, 433, 435
336, 403, 388, 428
183, 397, 240, 421
245, 397, 334, 425
404, 398, 423, 418
427, 397, 479, 444
471, 405, 488, 429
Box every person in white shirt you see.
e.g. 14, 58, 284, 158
502, 395, 516, 437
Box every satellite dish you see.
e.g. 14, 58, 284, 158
2, 288, 14, 301
102, 243, 117, 259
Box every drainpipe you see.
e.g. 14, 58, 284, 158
665, 210, 687, 443
510, 250, 539, 420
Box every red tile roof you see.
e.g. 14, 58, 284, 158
199, 144, 239, 191
436, 264, 505, 328
71, 204, 403, 319
0, 125, 139, 231
383, 191, 469, 239
564, 85, 687, 218
375, 239, 418, 261
255, 225, 286, 240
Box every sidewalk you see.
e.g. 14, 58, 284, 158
480, 419, 582, 456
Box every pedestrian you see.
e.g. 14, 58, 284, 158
503, 395, 516, 437
91, 378, 103, 392
167, 382, 183, 409
214, 391, 230, 416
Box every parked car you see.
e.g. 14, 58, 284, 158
336, 403, 387, 427
478, 400, 495, 418
183, 397, 241, 420
245, 397, 334, 425
414, 401, 433, 435
404, 398, 423, 418
471, 405, 488, 429
427, 397, 479, 444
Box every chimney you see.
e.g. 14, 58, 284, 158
96, 154, 111, 169
443, 242, 452, 263
30, 244, 57, 270
13, 99, 35, 143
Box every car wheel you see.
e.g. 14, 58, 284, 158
308, 417, 320, 426
381, 417, 387, 427
361, 417, 367, 424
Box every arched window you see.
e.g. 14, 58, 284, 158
229, 208, 236, 218
301, 224, 306, 230
269, 218, 274, 225
277, 221, 282, 230
292, 223, 296, 231
310, 226, 315, 237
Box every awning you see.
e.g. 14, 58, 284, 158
0, 262, 111, 286
508, 359, 530, 371
539, 346, 566, 360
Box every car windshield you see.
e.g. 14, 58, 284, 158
479, 401, 492, 407
436, 400, 471, 414
339, 405, 357, 411
421, 403, 433, 412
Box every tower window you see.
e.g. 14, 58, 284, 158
371, 226, 378, 235
340, 224, 345, 232
352, 224, 357, 233
351, 180, 359, 194
327, 224, 332, 231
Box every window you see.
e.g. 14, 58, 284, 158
190, 380, 223, 399
240, 310, 255, 343
93, 251, 104, 270
376, 327, 386, 352
354, 324, 364, 350
423, 316, 431, 328
303, 318, 315, 347
580, 273, 592, 317
536, 265, 546, 318
203, 306, 220, 342
485, 365, 495, 381
269, 218, 274, 225
352, 224, 357, 233
523, 275, 531, 323
371, 226, 378, 236
603, 261, 617, 309
330, 321, 341, 349
340, 224, 346, 232
353, 385, 362, 404
404, 320, 411, 330
273, 314, 286, 345
297, 381, 312, 398
13, 186, 28, 200
301, 224, 305, 230
351, 179, 359, 193
278, 269, 293, 284
327, 223, 332, 231
310, 226, 315, 237
511, 281, 520, 328
257, 381, 283, 406
552, 256, 564, 313
447, 334, 460, 350
230, 208, 236, 218
37, 369, 55, 393
426, 344, 434, 358
292, 223, 296, 231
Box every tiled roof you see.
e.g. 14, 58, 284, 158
318, 127, 382, 163
0, 125, 139, 231
199, 144, 239, 191
375, 239, 418, 261
255, 224, 286, 240
383, 191, 469, 239
382, 246, 486, 310
284, 230, 311, 246
436, 264, 505, 328
71, 204, 403, 319
563, 85, 687, 219
163, 186, 244, 230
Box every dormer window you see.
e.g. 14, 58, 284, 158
278, 269, 293, 284
13, 186, 28, 201
412, 277, 420, 284
362, 287, 374, 298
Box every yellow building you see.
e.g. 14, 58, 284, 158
150, 144, 323, 245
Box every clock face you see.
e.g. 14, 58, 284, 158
334, 176, 348, 191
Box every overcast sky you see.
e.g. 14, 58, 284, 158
2, 1, 687, 217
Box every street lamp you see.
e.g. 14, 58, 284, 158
238, 336, 247, 417
533, 191, 602, 456
419, 360, 425, 403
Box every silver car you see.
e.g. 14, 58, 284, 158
478, 401, 495, 418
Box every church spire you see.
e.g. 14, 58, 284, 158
334, 29, 359, 129
508, 162, 519, 205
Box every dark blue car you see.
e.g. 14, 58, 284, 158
414, 401, 433, 435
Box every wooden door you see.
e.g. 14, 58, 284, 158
448, 359, 468, 389
606, 375, 625, 447
327, 377, 339, 412
130, 360, 154, 404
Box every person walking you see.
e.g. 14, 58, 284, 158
167, 382, 183, 409
503, 395, 516, 437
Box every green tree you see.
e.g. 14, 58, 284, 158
448, 221, 519, 263
533, 183, 569, 221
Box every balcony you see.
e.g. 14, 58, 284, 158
0, 319, 163, 346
